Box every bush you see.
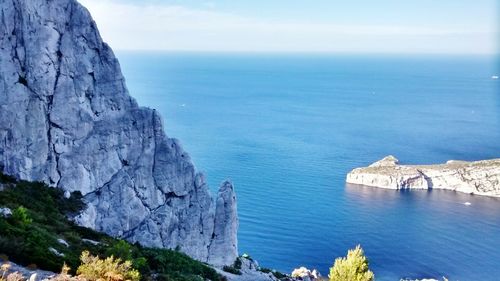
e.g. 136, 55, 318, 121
0, 173, 16, 184
222, 265, 241, 275
233, 258, 242, 270
329, 245, 374, 281
77, 251, 140, 281
106, 240, 133, 262
140, 248, 222, 281
259, 267, 287, 279
222, 257, 243, 275
12, 207, 32, 227
0, 173, 225, 281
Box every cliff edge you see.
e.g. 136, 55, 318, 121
346, 156, 500, 197
0, 0, 237, 265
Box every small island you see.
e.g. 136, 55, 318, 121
346, 156, 500, 197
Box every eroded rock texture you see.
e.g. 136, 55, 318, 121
0, 0, 237, 264
208, 181, 238, 266
347, 156, 500, 197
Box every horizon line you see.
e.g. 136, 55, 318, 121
113, 49, 500, 56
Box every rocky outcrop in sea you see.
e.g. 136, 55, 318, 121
346, 155, 500, 197
0, 0, 237, 265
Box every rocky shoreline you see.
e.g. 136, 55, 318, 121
346, 156, 500, 197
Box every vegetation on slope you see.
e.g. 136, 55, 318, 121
222, 257, 242, 275
0, 174, 224, 281
329, 245, 374, 281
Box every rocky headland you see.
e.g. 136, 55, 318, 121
346, 155, 500, 197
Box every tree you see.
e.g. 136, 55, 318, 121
106, 240, 133, 261
329, 245, 374, 281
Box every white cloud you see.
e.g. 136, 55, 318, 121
79, 0, 498, 54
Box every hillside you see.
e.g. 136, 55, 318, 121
0, 173, 224, 281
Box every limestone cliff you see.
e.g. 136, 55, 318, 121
346, 156, 500, 197
0, 0, 237, 264
208, 181, 238, 266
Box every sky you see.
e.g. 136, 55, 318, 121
79, 0, 499, 54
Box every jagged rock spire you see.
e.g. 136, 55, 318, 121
209, 181, 239, 266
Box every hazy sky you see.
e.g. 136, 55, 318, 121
80, 0, 499, 54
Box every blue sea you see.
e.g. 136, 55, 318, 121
117, 52, 500, 281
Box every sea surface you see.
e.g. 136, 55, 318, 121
117, 52, 500, 281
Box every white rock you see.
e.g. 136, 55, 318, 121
0, 261, 55, 281
347, 156, 500, 197
0, 207, 12, 217
0, 0, 237, 265
82, 238, 101, 245
48, 247, 64, 257
57, 238, 69, 247
291, 266, 321, 280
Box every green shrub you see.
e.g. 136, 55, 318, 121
0, 173, 224, 281
222, 265, 241, 275
107, 240, 133, 262
222, 257, 244, 275
259, 267, 287, 279
274, 271, 287, 279
0, 173, 16, 184
233, 257, 242, 270
139, 247, 222, 280
12, 206, 32, 227
131, 257, 148, 274
329, 245, 374, 281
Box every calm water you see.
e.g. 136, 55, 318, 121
117, 52, 500, 281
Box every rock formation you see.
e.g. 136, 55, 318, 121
216, 257, 281, 281
291, 267, 321, 281
346, 156, 500, 197
208, 181, 239, 266
0, 259, 56, 281
0, 207, 12, 217
0, 0, 237, 264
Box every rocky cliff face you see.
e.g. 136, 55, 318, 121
0, 0, 237, 265
208, 181, 238, 266
347, 156, 500, 197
